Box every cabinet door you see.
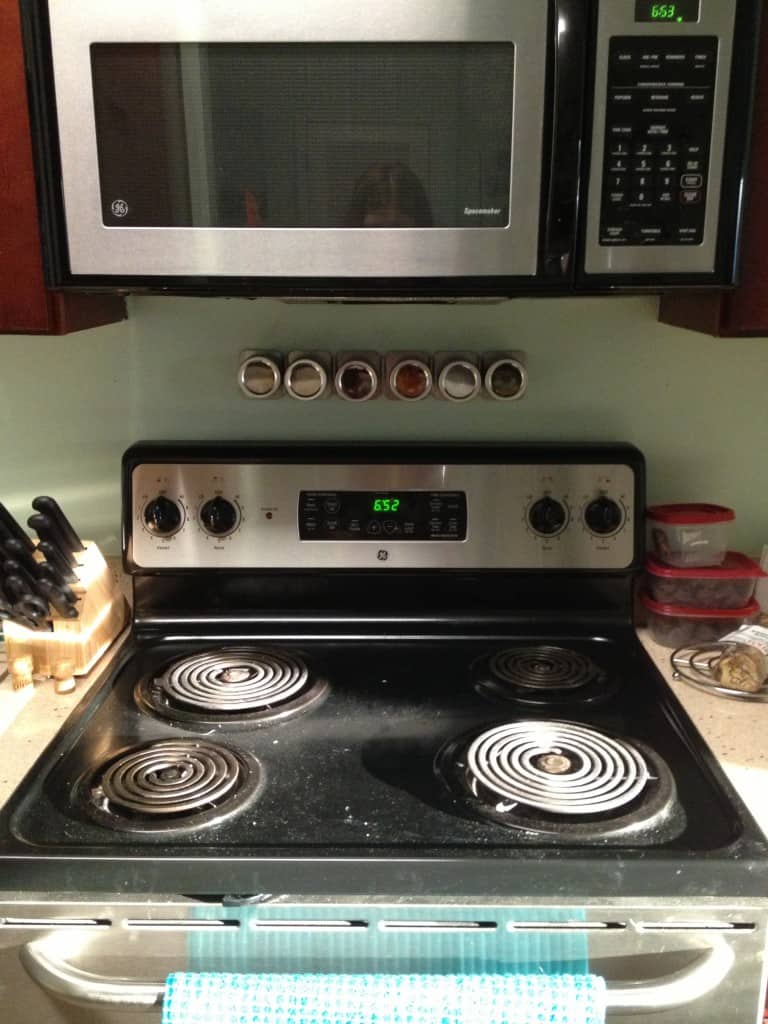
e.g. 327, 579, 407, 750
659, 1, 768, 337
0, 0, 125, 335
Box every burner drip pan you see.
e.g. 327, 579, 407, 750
135, 647, 328, 728
474, 646, 614, 707
81, 739, 263, 835
436, 719, 682, 844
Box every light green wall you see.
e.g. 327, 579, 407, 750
1, 294, 766, 555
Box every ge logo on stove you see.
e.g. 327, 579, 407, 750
377, 550, 389, 561
111, 199, 129, 218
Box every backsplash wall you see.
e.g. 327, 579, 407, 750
1, 294, 766, 555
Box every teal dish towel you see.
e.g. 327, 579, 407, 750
162, 972, 607, 1024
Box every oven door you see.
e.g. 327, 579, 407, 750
2, 899, 766, 1024
34, 0, 583, 290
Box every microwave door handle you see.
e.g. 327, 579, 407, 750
20, 936, 735, 1015
541, 0, 589, 279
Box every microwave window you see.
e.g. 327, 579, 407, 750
90, 43, 514, 230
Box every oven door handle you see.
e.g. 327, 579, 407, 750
20, 936, 735, 1015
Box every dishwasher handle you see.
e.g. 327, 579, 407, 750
20, 937, 735, 1015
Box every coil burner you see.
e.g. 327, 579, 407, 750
436, 720, 680, 843
82, 739, 263, 834
135, 647, 328, 728
474, 646, 613, 707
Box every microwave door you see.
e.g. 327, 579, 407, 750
44, 0, 551, 284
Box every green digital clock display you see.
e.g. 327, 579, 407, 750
635, 0, 700, 21
372, 497, 402, 514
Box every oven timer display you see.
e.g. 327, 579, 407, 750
299, 491, 467, 541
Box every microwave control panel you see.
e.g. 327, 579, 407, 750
584, 0, 737, 277
600, 36, 717, 247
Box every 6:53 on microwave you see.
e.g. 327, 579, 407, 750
20, 0, 762, 297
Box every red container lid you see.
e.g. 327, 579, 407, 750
640, 592, 761, 618
645, 551, 767, 580
646, 503, 735, 525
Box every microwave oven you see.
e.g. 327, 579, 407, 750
21, 0, 761, 299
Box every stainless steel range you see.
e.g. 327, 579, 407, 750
1, 443, 767, 1023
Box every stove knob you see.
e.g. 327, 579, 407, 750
528, 497, 568, 537
584, 497, 624, 536
143, 497, 183, 537
200, 497, 238, 536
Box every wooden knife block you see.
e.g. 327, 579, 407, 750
3, 542, 128, 678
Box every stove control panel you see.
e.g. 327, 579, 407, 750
129, 459, 638, 570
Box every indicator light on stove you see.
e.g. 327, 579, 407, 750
584, 497, 624, 536
389, 358, 433, 402
528, 497, 568, 537
200, 497, 239, 537
143, 497, 183, 537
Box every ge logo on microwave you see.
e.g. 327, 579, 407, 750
377, 550, 389, 562
111, 199, 129, 218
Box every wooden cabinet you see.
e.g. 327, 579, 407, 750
0, 0, 125, 335
659, 4, 768, 337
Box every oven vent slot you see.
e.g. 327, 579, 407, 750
125, 919, 240, 932
0, 918, 111, 931
637, 921, 756, 933
379, 921, 497, 933
250, 920, 369, 932
506, 922, 626, 932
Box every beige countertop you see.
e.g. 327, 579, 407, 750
1, 603, 767, 840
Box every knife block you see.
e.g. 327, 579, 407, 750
3, 542, 128, 678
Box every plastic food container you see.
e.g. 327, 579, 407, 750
640, 592, 760, 649
646, 504, 735, 568
645, 552, 767, 609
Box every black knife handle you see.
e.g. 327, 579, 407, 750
3, 538, 40, 577
34, 562, 77, 602
36, 543, 78, 584
0, 503, 35, 553
5, 576, 49, 619
27, 514, 78, 567
2, 559, 39, 597
32, 497, 85, 553
36, 579, 79, 619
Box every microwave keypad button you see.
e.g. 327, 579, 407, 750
633, 174, 653, 189
659, 142, 680, 157
608, 158, 630, 174
658, 158, 679, 173
681, 174, 704, 189
680, 190, 703, 205
631, 190, 653, 205
610, 92, 635, 106
658, 191, 675, 206
608, 191, 627, 206
606, 174, 628, 189
687, 91, 711, 106
609, 124, 634, 138
609, 141, 632, 157
686, 143, 704, 156
646, 123, 672, 138
658, 173, 676, 189
684, 158, 704, 173
633, 158, 654, 174
634, 142, 655, 157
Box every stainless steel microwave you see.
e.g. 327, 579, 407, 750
21, 0, 761, 298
